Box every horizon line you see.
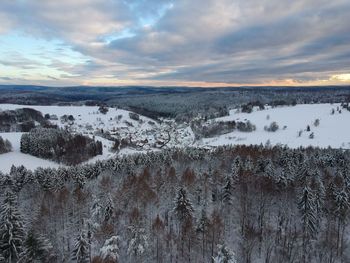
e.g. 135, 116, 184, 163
1, 83, 350, 89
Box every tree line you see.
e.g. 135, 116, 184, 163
20, 128, 102, 165
0, 136, 12, 154
0, 145, 349, 262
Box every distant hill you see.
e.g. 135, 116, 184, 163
1, 84, 349, 121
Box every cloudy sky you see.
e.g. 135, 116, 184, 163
0, 0, 350, 87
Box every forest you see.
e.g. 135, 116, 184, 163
0, 108, 52, 132
20, 128, 103, 165
1, 85, 350, 122
0, 136, 12, 154
1, 1, 350, 262
1, 145, 349, 262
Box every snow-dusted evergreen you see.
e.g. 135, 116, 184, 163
0, 142, 349, 262
100, 235, 120, 262
173, 187, 194, 223
21, 128, 102, 165
71, 232, 90, 263
0, 136, 12, 154
213, 244, 237, 263
127, 225, 148, 260
19, 230, 53, 262
0, 191, 25, 262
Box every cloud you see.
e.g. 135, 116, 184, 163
331, 74, 350, 82
0, 54, 42, 70
0, 0, 350, 86
0, 1, 132, 41
102, 0, 350, 84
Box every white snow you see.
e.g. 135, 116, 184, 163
0, 132, 61, 173
0, 103, 161, 147
0, 103, 349, 173
84, 135, 115, 164
0, 104, 156, 132
0, 104, 166, 173
199, 103, 350, 149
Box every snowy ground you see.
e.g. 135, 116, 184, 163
0, 103, 349, 173
0, 104, 194, 172
198, 103, 350, 149
0, 104, 158, 137
0, 132, 61, 173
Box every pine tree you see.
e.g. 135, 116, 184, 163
298, 185, 317, 263
0, 191, 25, 262
55, 167, 69, 187
127, 225, 148, 259
10, 165, 31, 192
244, 156, 254, 172
71, 232, 90, 263
264, 159, 275, 179
20, 134, 30, 154
104, 194, 114, 222
35, 167, 53, 191
282, 160, 295, 185
212, 244, 237, 263
231, 156, 241, 180
255, 157, 266, 175
221, 176, 233, 205
196, 209, 210, 260
173, 188, 194, 223
298, 186, 317, 238
19, 230, 53, 262
311, 173, 325, 219
173, 188, 195, 261
100, 235, 120, 262
91, 196, 103, 227
296, 158, 312, 183
333, 189, 350, 255
0, 174, 14, 190
334, 189, 350, 222
74, 167, 87, 189
197, 209, 210, 234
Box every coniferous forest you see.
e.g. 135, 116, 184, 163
1, 0, 350, 261
1, 145, 349, 262
20, 128, 103, 165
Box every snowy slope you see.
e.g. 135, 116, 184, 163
0, 103, 349, 173
198, 103, 350, 149
0, 104, 190, 172
0, 104, 194, 152
0, 104, 158, 134
0, 132, 61, 173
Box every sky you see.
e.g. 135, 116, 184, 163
0, 0, 350, 87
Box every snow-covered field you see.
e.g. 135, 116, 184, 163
0, 104, 158, 136
198, 103, 350, 149
0, 103, 349, 173
0, 132, 61, 173
0, 104, 194, 172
